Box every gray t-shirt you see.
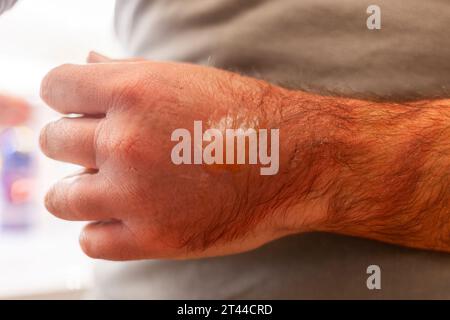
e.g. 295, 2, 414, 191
93, 0, 450, 299
0, 0, 16, 15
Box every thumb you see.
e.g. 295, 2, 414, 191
87, 51, 113, 63
87, 51, 146, 64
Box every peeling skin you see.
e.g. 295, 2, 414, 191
202, 82, 280, 176
203, 109, 269, 175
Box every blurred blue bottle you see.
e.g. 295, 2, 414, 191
0, 126, 36, 231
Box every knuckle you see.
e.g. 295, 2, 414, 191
112, 132, 143, 164
111, 77, 145, 109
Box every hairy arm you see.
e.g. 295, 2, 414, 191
39, 59, 450, 259
276, 89, 450, 252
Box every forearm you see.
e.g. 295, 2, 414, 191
275, 89, 450, 251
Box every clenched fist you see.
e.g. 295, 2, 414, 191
39, 57, 310, 260
40, 54, 450, 260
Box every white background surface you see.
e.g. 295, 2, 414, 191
0, 0, 121, 299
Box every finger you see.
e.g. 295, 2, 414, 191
87, 51, 112, 63
0, 94, 30, 125
79, 220, 142, 260
45, 171, 117, 222
40, 63, 123, 115
87, 51, 145, 64
40, 117, 100, 168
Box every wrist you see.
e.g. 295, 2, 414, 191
253, 87, 339, 235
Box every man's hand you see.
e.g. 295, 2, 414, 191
40, 56, 450, 260
0, 94, 30, 126
39, 58, 300, 260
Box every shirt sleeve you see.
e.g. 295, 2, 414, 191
0, 0, 17, 15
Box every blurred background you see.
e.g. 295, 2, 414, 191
0, 0, 120, 299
